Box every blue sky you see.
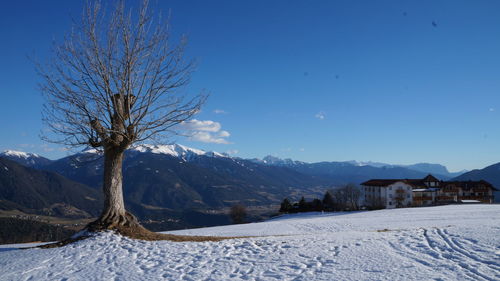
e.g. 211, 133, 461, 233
0, 0, 499, 171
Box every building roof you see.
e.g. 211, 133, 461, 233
442, 180, 498, 191
361, 179, 421, 187
361, 175, 498, 191
361, 179, 416, 187
422, 174, 440, 182
361, 174, 441, 187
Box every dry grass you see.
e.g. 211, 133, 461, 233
114, 224, 237, 242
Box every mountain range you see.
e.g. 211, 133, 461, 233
1, 144, 496, 227
1, 150, 52, 169
251, 155, 464, 179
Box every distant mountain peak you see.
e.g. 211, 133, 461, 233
345, 160, 392, 168
131, 144, 227, 160
1, 150, 40, 159
78, 143, 227, 160
1, 146, 466, 179
80, 148, 101, 154
255, 155, 305, 166
0, 150, 51, 168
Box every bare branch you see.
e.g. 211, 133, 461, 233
38, 0, 206, 152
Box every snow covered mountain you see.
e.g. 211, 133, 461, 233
250, 155, 305, 166
35, 145, 330, 218
0, 144, 474, 217
1, 145, 464, 179
253, 156, 446, 182
256, 155, 464, 179
79, 144, 228, 162
130, 144, 227, 160
0, 150, 52, 168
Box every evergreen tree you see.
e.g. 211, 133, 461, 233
279, 198, 292, 213
311, 199, 323, 211
322, 191, 334, 211
298, 196, 307, 212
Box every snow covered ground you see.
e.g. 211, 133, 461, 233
0, 205, 499, 280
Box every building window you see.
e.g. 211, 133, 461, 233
407, 194, 410, 198
389, 187, 392, 190
389, 201, 392, 205
389, 194, 393, 198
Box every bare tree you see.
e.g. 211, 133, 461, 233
331, 184, 361, 211
344, 184, 361, 210
36, 0, 205, 235
332, 189, 347, 211
229, 204, 247, 224
365, 195, 385, 210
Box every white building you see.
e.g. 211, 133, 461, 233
362, 174, 497, 209
362, 180, 413, 209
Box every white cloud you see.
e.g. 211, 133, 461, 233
181, 119, 221, 132
180, 119, 231, 144
218, 130, 230, 137
191, 132, 230, 144
299, 148, 305, 152
226, 149, 239, 155
19, 143, 36, 149
489, 108, 495, 112
40, 144, 55, 152
315, 111, 326, 120
214, 109, 227, 114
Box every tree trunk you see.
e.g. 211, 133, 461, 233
87, 147, 139, 231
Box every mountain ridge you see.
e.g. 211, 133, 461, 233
2, 145, 466, 178
0, 150, 53, 169
0, 157, 102, 218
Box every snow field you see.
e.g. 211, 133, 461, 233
0, 205, 499, 281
